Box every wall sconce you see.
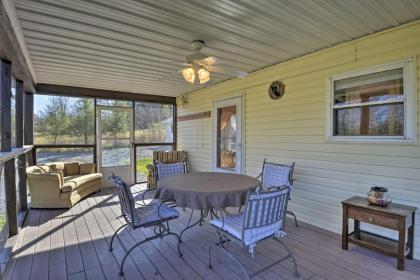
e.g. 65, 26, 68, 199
180, 95, 189, 108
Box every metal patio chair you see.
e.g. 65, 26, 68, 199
109, 174, 182, 276
208, 186, 299, 279
257, 159, 298, 227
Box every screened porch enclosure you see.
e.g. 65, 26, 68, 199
33, 93, 176, 185
0, 0, 420, 279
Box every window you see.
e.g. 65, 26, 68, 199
217, 105, 237, 170
34, 95, 95, 144
327, 60, 415, 142
135, 102, 174, 143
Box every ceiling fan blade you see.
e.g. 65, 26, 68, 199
212, 65, 248, 78
200, 56, 217, 65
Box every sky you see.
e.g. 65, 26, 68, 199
34, 95, 50, 115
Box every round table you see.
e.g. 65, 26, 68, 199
155, 172, 260, 241
156, 172, 260, 210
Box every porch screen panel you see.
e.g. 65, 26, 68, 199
134, 102, 175, 183
135, 102, 174, 143
333, 68, 404, 136
100, 109, 131, 167
36, 147, 94, 164
135, 145, 173, 182
34, 95, 95, 144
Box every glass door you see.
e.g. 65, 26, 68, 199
212, 97, 243, 173
97, 106, 134, 186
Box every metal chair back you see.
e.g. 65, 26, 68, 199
242, 186, 290, 242
110, 174, 136, 226
261, 159, 295, 188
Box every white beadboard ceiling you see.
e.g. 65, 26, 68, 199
11, 0, 420, 97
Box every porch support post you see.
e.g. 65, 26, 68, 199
24, 92, 34, 165
16, 79, 27, 211
0, 59, 18, 236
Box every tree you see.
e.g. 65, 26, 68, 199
42, 97, 70, 144
102, 110, 129, 144
71, 99, 94, 144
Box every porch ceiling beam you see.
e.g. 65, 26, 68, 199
36, 83, 176, 104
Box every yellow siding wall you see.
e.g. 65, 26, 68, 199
177, 21, 420, 258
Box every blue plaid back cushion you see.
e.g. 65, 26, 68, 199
156, 162, 185, 179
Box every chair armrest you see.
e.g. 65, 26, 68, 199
146, 164, 157, 188
27, 172, 63, 186
26, 173, 63, 200
48, 171, 64, 186
146, 164, 155, 173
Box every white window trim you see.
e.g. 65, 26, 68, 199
326, 59, 416, 144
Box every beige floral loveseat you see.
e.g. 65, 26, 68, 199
26, 161, 102, 208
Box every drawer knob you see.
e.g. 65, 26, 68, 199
368, 217, 373, 222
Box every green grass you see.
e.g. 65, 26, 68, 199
0, 215, 6, 230
136, 158, 153, 175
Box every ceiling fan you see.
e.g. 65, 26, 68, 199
178, 40, 248, 85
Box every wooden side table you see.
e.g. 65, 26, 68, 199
342, 196, 416, 271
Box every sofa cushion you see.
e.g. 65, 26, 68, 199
62, 173, 102, 192
48, 162, 65, 172
64, 162, 80, 176
38, 165, 50, 173
26, 166, 44, 174
80, 163, 95, 175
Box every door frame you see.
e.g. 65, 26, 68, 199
96, 105, 135, 185
212, 95, 244, 174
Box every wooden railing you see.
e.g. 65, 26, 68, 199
0, 146, 33, 227
0, 145, 33, 273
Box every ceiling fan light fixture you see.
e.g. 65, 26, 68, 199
181, 67, 195, 84
198, 68, 210, 84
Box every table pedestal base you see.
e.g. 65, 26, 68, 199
179, 208, 219, 242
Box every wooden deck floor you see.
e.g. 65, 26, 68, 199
3, 186, 420, 280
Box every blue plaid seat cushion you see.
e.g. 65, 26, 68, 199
133, 203, 179, 227
262, 163, 291, 188
156, 162, 185, 179
210, 213, 283, 246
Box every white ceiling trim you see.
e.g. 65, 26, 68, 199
2, 0, 37, 82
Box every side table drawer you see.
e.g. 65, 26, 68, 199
348, 207, 400, 230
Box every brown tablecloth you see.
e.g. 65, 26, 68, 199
156, 172, 259, 210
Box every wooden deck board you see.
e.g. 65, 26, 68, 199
4, 186, 420, 280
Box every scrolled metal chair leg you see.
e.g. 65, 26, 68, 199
208, 243, 251, 279
287, 210, 298, 227
119, 231, 178, 276
208, 243, 215, 270
119, 238, 153, 276
109, 223, 128, 251
167, 232, 183, 257
275, 238, 300, 278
